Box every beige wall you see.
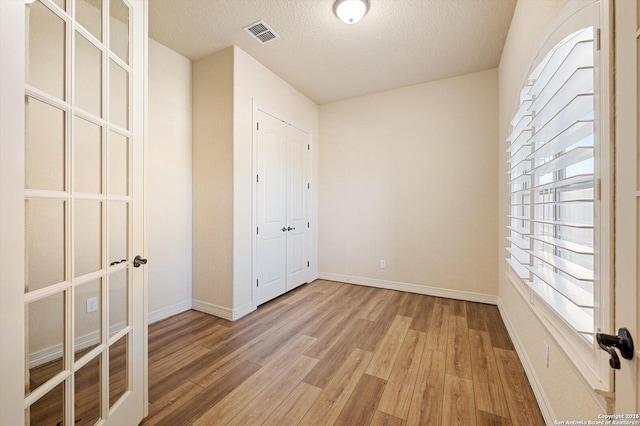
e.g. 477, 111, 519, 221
498, 0, 604, 420
192, 47, 235, 309
148, 38, 193, 321
191, 46, 318, 317
318, 69, 498, 299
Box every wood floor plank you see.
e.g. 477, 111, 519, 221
357, 302, 401, 353
409, 294, 435, 333
143, 360, 261, 425
426, 304, 450, 351
370, 410, 406, 426
465, 302, 489, 332
366, 315, 413, 380
226, 355, 319, 425
442, 374, 476, 426
262, 382, 323, 426
445, 315, 473, 380
378, 329, 426, 419
484, 307, 515, 351
469, 330, 510, 418
300, 348, 373, 425
140, 381, 203, 425
494, 348, 544, 426
193, 334, 318, 425
406, 349, 446, 426
334, 374, 387, 426
476, 410, 514, 426
359, 290, 386, 321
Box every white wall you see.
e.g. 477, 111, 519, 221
191, 47, 235, 313
498, 0, 605, 421
147, 38, 193, 322
318, 69, 498, 302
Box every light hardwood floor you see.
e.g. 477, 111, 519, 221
141, 280, 544, 426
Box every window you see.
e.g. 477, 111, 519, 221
506, 2, 610, 389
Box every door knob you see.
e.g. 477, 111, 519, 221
287, 227, 295, 231
133, 255, 148, 268
597, 327, 634, 369
281, 227, 287, 232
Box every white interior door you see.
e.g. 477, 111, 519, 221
613, 0, 639, 413
286, 124, 310, 291
256, 111, 288, 305
19, 0, 146, 424
255, 109, 310, 305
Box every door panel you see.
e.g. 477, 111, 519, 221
286, 125, 309, 289
256, 111, 287, 305
21, 0, 145, 424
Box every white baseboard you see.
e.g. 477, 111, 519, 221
318, 273, 498, 305
192, 299, 255, 321
148, 300, 192, 325
497, 298, 555, 425
29, 322, 126, 369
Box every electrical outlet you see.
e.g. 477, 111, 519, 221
543, 341, 550, 368
86, 296, 98, 313
380, 259, 386, 269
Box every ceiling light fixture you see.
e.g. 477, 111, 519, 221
333, 0, 370, 25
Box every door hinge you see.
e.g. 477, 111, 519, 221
307, 261, 310, 267
596, 28, 601, 51
308, 144, 310, 151
256, 174, 259, 183
256, 227, 259, 235
307, 183, 310, 189
307, 222, 310, 228
257, 279, 259, 287
596, 178, 601, 201
257, 122, 260, 131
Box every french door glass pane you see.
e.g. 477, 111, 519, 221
109, 0, 130, 64
27, 381, 64, 426
109, 201, 128, 266
74, 354, 102, 425
75, 0, 102, 42
25, 98, 65, 191
109, 59, 129, 130
75, 32, 103, 118
74, 116, 102, 194
108, 131, 129, 196
109, 334, 128, 408
74, 279, 102, 361
27, 1, 65, 100
26, 292, 65, 397
25, 199, 66, 292
74, 200, 103, 277
108, 269, 127, 336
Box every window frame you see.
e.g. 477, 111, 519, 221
504, 0, 613, 392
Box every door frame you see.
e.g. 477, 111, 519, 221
0, 1, 27, 424
251, 100, 312, 310
613, 0, 639, 413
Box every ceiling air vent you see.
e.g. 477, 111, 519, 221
244, 20, 280, 44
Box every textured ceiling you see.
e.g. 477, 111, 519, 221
149, 0, 516, 104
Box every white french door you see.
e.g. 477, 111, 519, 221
1, 0, 146, 424
255, 109, 310, 306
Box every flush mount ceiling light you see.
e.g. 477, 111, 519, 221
333, 0, 370, 24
